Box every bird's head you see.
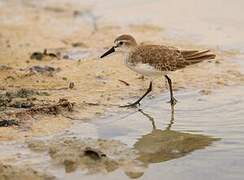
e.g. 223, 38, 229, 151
100, 34, 137, 58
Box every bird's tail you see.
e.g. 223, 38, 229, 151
181, 50, 216, 64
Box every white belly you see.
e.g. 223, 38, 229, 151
126, 62, 167, 77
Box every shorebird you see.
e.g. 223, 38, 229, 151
100, 34, 216, 107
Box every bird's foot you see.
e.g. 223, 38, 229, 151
120, 101, 141, 108
167, 97, 177, 106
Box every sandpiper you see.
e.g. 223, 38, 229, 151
100, 34, 216, 107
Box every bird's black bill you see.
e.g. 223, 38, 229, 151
100, 47, 115, 58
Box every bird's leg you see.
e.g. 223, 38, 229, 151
164, 75, 177, 106
164, 78, 168, 90
120, 81, 152, 108
166, 105, 175, 130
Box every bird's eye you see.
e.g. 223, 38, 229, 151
119, 41, 123, 45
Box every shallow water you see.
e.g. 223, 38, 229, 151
91, 0, 244, 52
47, 84, 244, 179
2, 84, 243, 179
77, 87, 244, 179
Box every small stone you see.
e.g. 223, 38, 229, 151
30, 52, 43, 60
69, 82, 75, 89
83, 147, 106, 160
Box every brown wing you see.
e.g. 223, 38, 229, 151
128, 45, 216, 71
180, 49, 216, 63
128, 45, 187, 71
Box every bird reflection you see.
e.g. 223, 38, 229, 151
138, 108, 175, 131
124, 109, 218, 178
138, 109, 157, 130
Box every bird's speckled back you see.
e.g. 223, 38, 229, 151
127, 45, 187, 71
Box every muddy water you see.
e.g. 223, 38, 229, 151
1, 0, 244, 179
86, 88, 244, 180
3, 84, 242, 180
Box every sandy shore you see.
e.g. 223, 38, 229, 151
0, 0, 244, 179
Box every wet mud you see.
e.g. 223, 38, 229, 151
24, 130, 217, 178
0, 163, 54, 180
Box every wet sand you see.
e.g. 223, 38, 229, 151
0, 0, 244, 179
0, 0, 243, 140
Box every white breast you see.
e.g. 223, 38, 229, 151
124, 52, 168, 77
130, 63, 168, 76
